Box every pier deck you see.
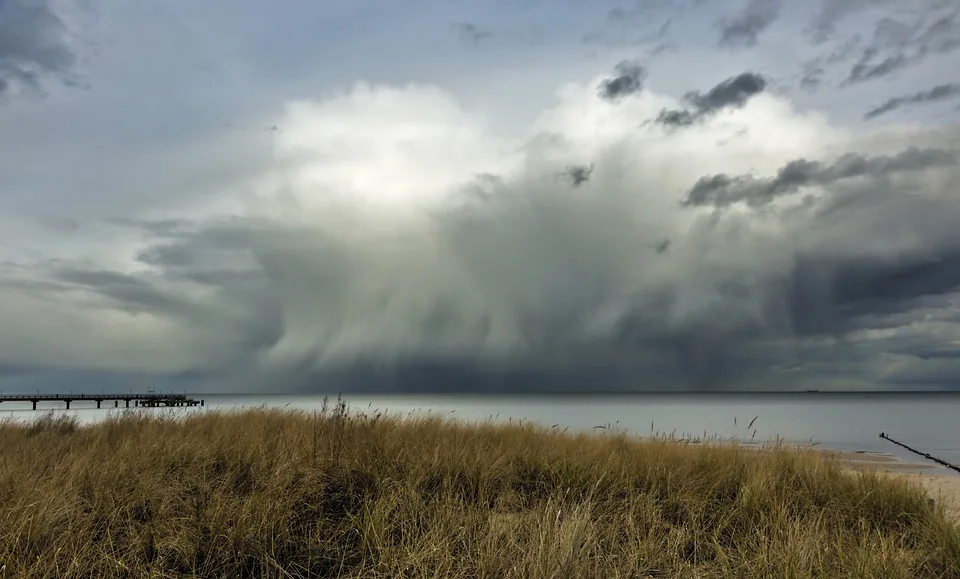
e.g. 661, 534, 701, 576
0, 393, 204, 410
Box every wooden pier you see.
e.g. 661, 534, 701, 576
0, 393, 204, 410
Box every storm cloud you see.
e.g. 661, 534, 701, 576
4, 1, 960, 394
0, 0, 82, 96
683, 147, 957, 208
3, 77, 955, 393
597, 60, 647, 101
656, 72, 766, 128
864, 84, 960, 119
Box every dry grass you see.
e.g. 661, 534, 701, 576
1, 400, 958, 578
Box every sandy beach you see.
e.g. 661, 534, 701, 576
824, 450, 960, 522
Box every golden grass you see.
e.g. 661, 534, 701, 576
1, 400, 958, 578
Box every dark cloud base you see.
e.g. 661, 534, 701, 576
597, 60, 647, 101
0, 0, 81, 96
865, 84, 960, 119
684, 147, 957, 207
3, 52, 960, 394
27, 143, 960, 394
656, 72, 767, 128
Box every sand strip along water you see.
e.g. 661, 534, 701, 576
822, 450, 960, 523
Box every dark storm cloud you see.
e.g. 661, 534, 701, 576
786, 253, 960, 338
0, 0, 80, 95
109, 217, 200, 239
687, 72, 767, 110
270, 142, 960, 391
14, 132, 960, 395
655, 109, 698, 127
560, 164, 594, 187
597, 60, 647, 101
670, 145, 960, 379
717, 0, 782, 48
52, 268, 202, 319
656, 72, 766, 128
15, 224, 283, 375
865, 84, 960, 119
683, 147, 957, 207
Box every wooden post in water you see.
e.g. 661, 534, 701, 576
880, 432, 960, 474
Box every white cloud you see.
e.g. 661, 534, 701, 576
1, 65, 958, 391
234, 76, 941, 379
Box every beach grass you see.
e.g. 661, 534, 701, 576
1, 401, 959, 578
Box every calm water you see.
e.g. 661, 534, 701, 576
4, 392, 959, 474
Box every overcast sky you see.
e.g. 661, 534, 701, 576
1, 0, 960, 393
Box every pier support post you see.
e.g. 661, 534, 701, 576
32, 400, 37, 410
125, 400, 130, 408
96, 400, 101, 409
115, 400, 118, 408
65, 400, 71, 409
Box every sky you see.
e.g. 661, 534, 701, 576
1, 0, 959, 393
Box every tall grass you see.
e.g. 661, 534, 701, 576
1, 402, 958, 578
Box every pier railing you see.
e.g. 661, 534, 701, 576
0, 393, 203, 410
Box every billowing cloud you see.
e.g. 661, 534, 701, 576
656, 72, 767, 127
864, 84, 960, 119
683, 147, 957, 207
0, 0, 82, 96
717, 0, 781, 48
597, 60, 646, 102
4, 67, 960, 393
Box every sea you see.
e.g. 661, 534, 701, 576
3, 392, 959, 475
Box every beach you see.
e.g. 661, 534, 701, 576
825, 450, 960, 521
2, 407, 958, 577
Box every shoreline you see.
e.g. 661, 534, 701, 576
820, 449, 960, 522
2, 408, 958, 576
667, 440, 960, 521
6, 404, 960, 518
